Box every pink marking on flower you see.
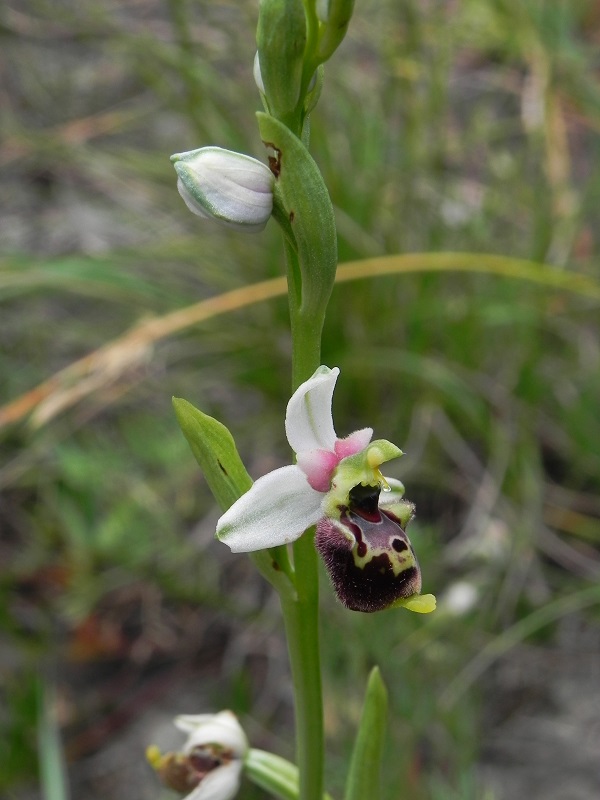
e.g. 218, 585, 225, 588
297, 449, 340, 492
334, 428, 373, 460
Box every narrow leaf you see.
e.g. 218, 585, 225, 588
173, 397, 295, 595
257, 112, 337, 325
173, 397, 252, 512
344, 666, 388, 800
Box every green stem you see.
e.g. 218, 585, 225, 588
280, 534, 323, 800
279, 242, 324, 800
284, 241, 324, 389
290, 310, 323, 390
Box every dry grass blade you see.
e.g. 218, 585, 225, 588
2, 252, 599, 430
0, 277, 287, 429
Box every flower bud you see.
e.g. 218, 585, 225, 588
316, 0, 355, 62
171, 147, 274, 233
256, 0, 306, 120
316, 483, 421, 613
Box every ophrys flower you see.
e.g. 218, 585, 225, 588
147, 710, 248, 800
216, 366, 435, 613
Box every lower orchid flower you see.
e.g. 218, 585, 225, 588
216, 366, 435, 614
147, 711, 248, 800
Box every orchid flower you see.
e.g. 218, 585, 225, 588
147, 710, 248, 800
217, 366, 435, 614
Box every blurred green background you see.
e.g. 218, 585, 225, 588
1, 1, 600, 798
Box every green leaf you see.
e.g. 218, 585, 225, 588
344, 666, 388, 800
256, 112, 337, 326
172, 397, 252, 512
173, 397, 295, 596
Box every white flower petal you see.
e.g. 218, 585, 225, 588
176, 711, 247, 757
176, 713, 221, 733
285, 366, 339, 454
184, 761, 243, 800
216, 465, 323, 552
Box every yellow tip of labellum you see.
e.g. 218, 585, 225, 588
146, 745, 163, 770
392, 593, 437, 614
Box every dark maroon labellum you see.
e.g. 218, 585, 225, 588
315, 483, 421, 613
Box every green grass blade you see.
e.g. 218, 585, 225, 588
37, 679, 70, 800
344, 666, 388, 800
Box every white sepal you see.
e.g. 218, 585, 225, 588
175, 711, 248, 757
216, 465, 323, 552
285, 366, 339, 455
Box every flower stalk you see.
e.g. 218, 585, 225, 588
279, 182, 327, 800
166, 3, 435, 800
282, 527, 324, 800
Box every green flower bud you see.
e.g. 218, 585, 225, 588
316, 0, 355, 62
256, 0, 307, 121
171, 147, 274, 233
